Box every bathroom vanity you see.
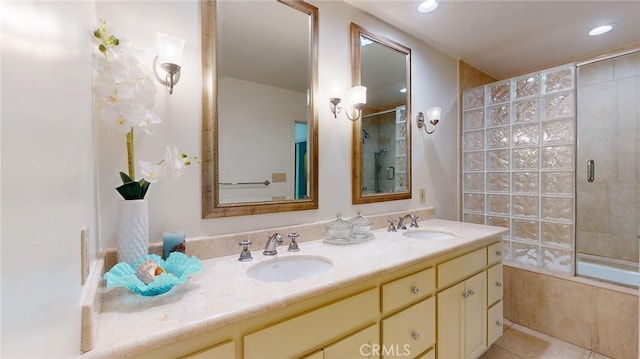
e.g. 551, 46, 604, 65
83, 219, 506, 359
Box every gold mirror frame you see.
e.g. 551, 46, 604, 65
201, 0, 319, 218
351, 23, 412, 204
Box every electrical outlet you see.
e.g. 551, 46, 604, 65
80, 227, 89, 285
419, 188, 426, 203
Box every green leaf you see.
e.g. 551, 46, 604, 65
115, 182, 143, 200
119, 171, 133, 184
139, 179, 150, 199
93, 29, 102, 39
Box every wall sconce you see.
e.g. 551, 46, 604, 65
416, 107, 442, 134
328, 80, 367, 122
154, 32, 185, 95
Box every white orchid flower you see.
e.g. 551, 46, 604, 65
164, 145, 187, 178
140, 111, 161, 134
139, 161, 165, 183
99, 105, 137, 133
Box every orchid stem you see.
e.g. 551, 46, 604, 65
126, 128, 135, 180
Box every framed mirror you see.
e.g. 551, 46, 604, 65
202, 0, 319, 218
350, 23, 412, 204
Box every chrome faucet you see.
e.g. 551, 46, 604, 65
397, 214, 419, 230
263, 233, 283, 255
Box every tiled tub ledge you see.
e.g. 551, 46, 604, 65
82, 217, 506, 358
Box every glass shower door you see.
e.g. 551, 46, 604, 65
575, 51, 640, 287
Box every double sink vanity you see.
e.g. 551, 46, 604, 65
85, 219, 507, 359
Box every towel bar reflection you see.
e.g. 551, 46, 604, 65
220, 180, 271, 186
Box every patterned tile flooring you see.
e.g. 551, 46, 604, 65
480, 319, 613, 359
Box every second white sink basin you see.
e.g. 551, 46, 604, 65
403, 229, 456, 241
247, 255, 333, 282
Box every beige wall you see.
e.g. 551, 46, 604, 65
95, 0, 460, 249
1, 1, 97, 357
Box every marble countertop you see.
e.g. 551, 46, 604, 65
84, 219, 506, 358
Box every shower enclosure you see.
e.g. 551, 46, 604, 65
361, 106, 406, 194
461, 51, 640, 287
575, 51, 640, 286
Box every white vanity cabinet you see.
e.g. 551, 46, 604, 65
436, 243, 504, 359
105, 232, 505, 359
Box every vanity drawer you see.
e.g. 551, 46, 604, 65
487, 301, 504, 345
323, 323, 379, 359
244, 288, 378, 359
381, 267, 435, 314
437, 248, 486, 289
382, 296, 435, 358
181, 340, 234, 359
487, 241, 504, 266
487, 264, 503, 306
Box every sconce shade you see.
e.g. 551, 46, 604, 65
155, 33, 185, 66
425, 107, 441, 123
348, 85, 367, 106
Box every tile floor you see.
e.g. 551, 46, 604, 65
480, 319, 612, 359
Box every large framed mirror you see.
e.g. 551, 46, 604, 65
202, 0, 319, 218
351, 23, 412, 204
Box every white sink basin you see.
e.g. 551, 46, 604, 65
403, 229, 456, 241
247, 255, 333, 282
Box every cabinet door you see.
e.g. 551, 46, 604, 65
436, 281, 464, 359
464, 272, 487, 359
324, 323, 379, 359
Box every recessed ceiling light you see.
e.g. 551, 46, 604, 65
417, 0, 438, 13
589, 24, 614, 36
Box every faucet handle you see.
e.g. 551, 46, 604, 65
288, 233, 300, 252
238, 240, 253, 262
272, 233, 283, 244
387, 218, 398, 232
409, 214, 419, 228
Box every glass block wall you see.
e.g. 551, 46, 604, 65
462, 64, 576, 274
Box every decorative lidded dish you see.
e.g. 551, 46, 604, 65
348, 210, 373, 239
325, 212, 353, 240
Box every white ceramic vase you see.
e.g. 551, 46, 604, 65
117, 199, 149, 264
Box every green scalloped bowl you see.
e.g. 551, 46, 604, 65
104, 252, 203, 296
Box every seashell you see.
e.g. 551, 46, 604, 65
135, 259, 165, 284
